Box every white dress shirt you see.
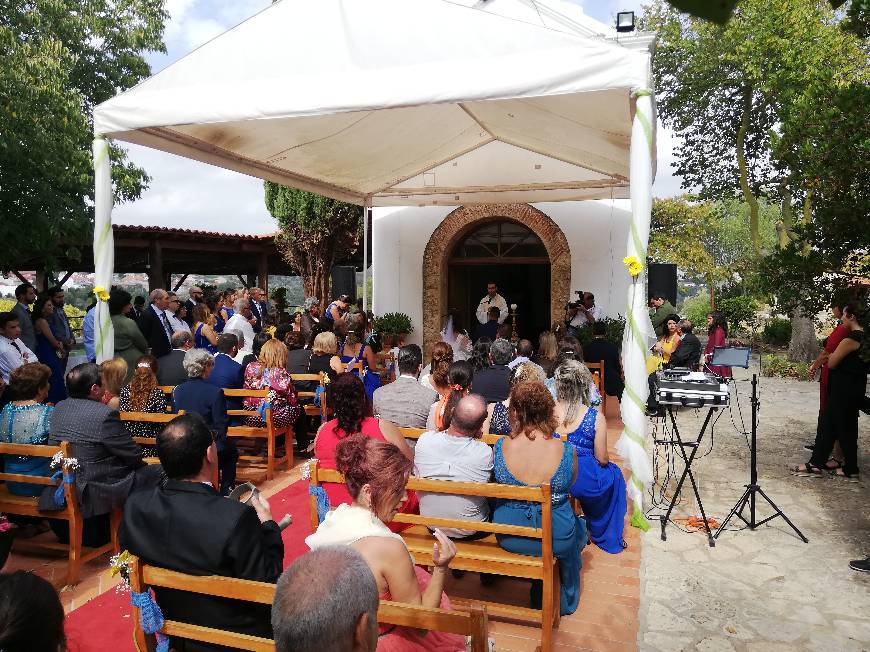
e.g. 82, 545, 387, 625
0, 336, 36, 383
166, 309, 191, 334
570, 304, 602, 327
475, 292, 509, 325
224, 313, 255, 354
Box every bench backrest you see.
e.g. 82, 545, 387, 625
584, 361, 605, 397
398, 426, 504, 447
128, 556, 489, 652
288, 373, 328, 420
0, 440, 76, 508
307, 460, 552, 552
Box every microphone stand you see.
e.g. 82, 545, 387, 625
714, 374, 808, 542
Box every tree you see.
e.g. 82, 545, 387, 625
263, 183, 363, 310
0, 1, 167, 271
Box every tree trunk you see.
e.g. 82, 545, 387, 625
787, 307, 818, 363
736, 86, 761, 256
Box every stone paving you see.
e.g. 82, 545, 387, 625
638, 368, 870, 651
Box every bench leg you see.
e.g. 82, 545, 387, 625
67, 516, 83, 587
552, 569, 561, 629
285, 425, 294, 471
266, 432, 275, 481
541, 569, 556, 651
110, 508, 122, 555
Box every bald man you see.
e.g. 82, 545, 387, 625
414, 394, 494, 539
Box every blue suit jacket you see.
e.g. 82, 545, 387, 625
172, 379, 228, 445
207, 353, 244, 391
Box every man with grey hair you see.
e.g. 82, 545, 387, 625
300, 297, 320, 342
224, 299, 255, 359
272, 546, 378, 652
156, 330, 194, 386
472, 338, 514, 403
137, 288, 173, 358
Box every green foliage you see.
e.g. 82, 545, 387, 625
373, 312, 413, 335
681, 294, 712, 329
718, 296, 759, 332
264, 183, 362, 309
573, 316, 625, 352
762, 317, 792, 346
0, 1, 168, 270
761, 354, 811, 380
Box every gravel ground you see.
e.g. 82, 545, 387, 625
638, 365, 870, 651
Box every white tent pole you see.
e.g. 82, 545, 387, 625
616, 87, 655, 531
362, 204, 370, 311
92, 136, 115, 363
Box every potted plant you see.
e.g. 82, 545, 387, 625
374, 312, 413, 350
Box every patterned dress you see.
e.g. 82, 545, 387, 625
492, 438, 587, 615
119, 386, 168, 458
489, 401, 512, 435
242, 364, 302, 429
0, 403, 53, 496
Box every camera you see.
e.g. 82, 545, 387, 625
564, 300, 583, 310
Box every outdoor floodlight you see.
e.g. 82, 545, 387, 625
616, 11, 635, 32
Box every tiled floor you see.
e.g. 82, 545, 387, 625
5, 397, 641, 650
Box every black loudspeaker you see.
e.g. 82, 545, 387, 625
331, 266, 357, 302
647, 262, 677, 306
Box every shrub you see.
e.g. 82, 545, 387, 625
762, 317, 792, 346
373, 312, 413, 334
574, 315, 625, 352
761, 354, 810, 380
681, 295, 711, 329
718, 296, 759, 332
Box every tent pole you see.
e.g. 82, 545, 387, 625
92, 136, 115, 363
362, 203, 370, 311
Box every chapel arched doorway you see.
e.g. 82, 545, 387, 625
448, 221, 551, 342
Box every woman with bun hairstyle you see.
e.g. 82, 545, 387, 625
554, 360, 626, 553
306, 435, 464, 651
419, 341, 453, 395
426, 360, 472, 431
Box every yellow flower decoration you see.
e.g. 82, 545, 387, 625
109, 549, 132, 578
93, 285, 110, 302
623, 255, 643, 278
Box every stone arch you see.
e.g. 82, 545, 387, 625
421, 203, 571, 355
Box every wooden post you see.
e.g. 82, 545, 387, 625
148, 241, 164, 291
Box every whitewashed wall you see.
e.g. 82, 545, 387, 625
372, 201, 631, 346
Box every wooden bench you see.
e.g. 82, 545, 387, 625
225, 388, 291, 480
128, 555, 490, 652
584, 361, 606, 402
0, 441, 120, 586
399, 426, 505, 446
288, 373, 328, 421
308, 461, 559, 651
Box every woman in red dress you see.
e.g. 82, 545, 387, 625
702, 310, 731, 378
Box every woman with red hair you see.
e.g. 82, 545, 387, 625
306, 435, 464, 651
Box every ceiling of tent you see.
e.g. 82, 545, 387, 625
94, 0, 655, 207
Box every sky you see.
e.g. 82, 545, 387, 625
112, 0, 682, 235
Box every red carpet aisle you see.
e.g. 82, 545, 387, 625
64, 479, 313, 651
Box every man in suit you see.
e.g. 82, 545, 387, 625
42, 363, 163, 546
372, 344, 437, 428
157, 331, 194, 386
208, 333, 244, 390
667, 319, 702, 370
248, 287, 269, 334
120, 413, 283, 650
299, 297, 321, 343
130, 295, 146, 322
583, 321, 624, 400
472, 338, 514, 403
11, 282, 37, 352
137, 288, 174, 358
46, 286, 75, 372
184, 286, 204, 326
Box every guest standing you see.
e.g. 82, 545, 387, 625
191, 304, 219, 354
137, 289, 174, 359
45, 287, 75, 373
11, 283, 37, 352
492, 381, 587, 614
31, 295, 67, 404
109, 289, 149, 383
300, 297, 321, 343
649, 294, 677, 338
554, 360, 625, 553
702, 310, 731, 378
119, 355, 168, 458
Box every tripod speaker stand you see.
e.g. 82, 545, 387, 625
714, 374, 808, 542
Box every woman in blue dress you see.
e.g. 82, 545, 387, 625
31, 296, 67, 405
339, 327, 381, 401
553, 360, 626, 553
492, 381, 587, 615
191, 305, 219, 354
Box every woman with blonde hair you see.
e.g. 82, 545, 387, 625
532, 330, 558, 377
492, 381, 586, 614
483, 361, 545, 436
119, 355, 168, 458
243, 339, 302, 429
554, 360, 625, 553
191, 304, 219, 354
307, 330, 344, 379
98, 357, 127, 410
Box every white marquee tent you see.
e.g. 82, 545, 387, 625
91, 0, 658, 527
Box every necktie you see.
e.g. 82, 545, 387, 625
7, 339, 27, 363
160, 312, 174, 341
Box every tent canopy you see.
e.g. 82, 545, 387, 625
94, 0, 654, 207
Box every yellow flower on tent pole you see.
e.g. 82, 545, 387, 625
622, 255, 643, 278
93, 285, 110, 302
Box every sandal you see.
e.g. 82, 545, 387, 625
824, 458, 844, 471
833, 468, 860, 483
790, 462, 824, 478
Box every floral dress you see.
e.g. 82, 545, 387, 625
119, 386, 168, 458
489, 401, 512, 435
242, 363, 302, 429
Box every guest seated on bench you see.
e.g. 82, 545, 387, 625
493, 381, 587, 615
243, 339, 302, 430
426, 360, 471, 432
119, 355, 168, 458
272, 546, 378, 652
0, 570, 66, 652
121, 414, 284, 651
0, 363, 54, 496
553, 360, 626, 553
415, 393, 493, 539
306, 435, 465, 651
484, 361, 546, 437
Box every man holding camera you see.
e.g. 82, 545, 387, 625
566, 292, 601, 336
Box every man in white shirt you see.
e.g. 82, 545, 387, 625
165, 293, 192, 334
475, 281, 509, 326
507, 339, 546, 377
569, 292, 602, 332
0, 311, 36, 385
414, 395, 493, 539
225, 299, 255, 358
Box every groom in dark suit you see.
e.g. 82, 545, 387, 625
120, 413, 284, 649
137, 288, 173, 358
